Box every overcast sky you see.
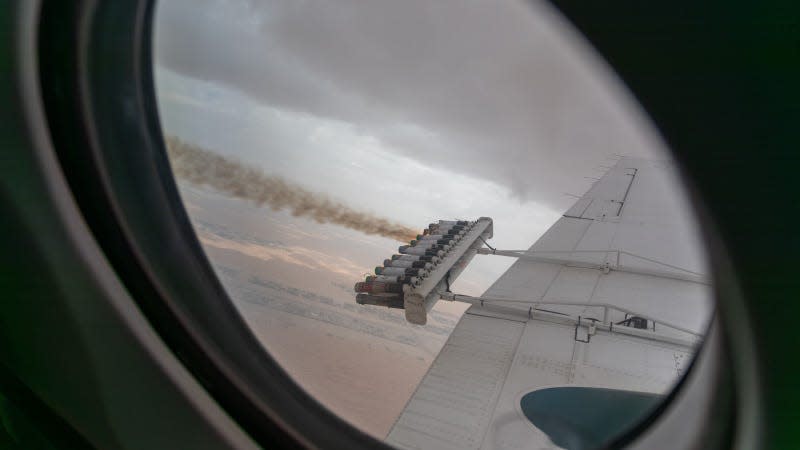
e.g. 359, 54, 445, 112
152, 0, 673, 291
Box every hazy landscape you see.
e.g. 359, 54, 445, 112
178, 182, 469, 438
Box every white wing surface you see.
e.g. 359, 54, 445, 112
386, 157, 712, 450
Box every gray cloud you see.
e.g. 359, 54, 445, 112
154, 0, 667, 209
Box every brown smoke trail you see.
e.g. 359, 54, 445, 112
165, 137, 419, 242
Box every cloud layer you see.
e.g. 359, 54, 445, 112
154, 0, 667, 209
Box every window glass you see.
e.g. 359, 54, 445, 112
153, 0, 712, 446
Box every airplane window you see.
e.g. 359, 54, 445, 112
152, 0, 713, 447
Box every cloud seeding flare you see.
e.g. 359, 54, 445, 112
166, 137, 418, 242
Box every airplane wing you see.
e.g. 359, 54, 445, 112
385, 157, 712, 450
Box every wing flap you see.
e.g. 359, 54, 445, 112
386, 314, 525, 450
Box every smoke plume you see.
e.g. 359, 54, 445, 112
165, 137, 419, 242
